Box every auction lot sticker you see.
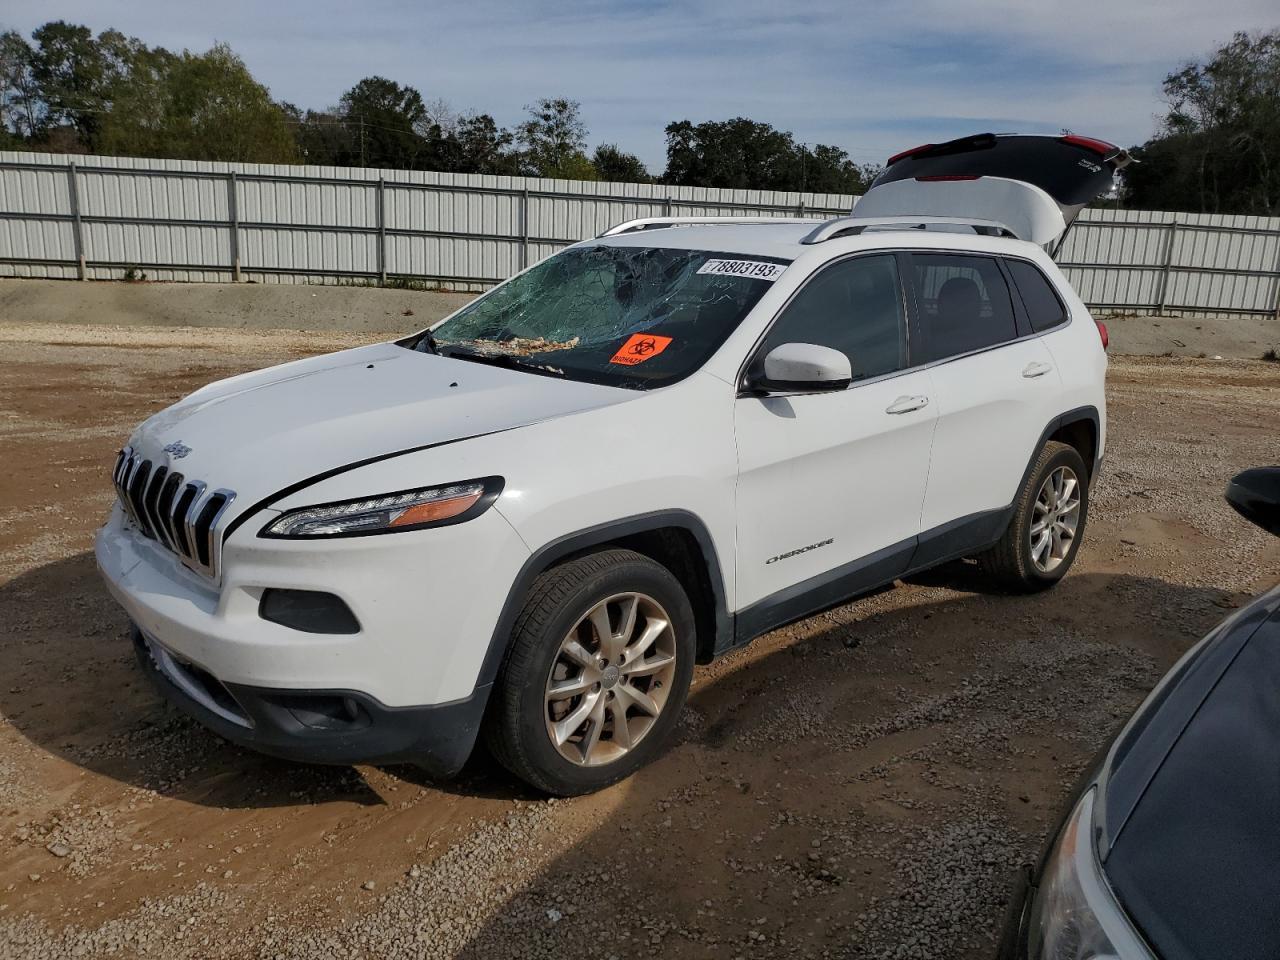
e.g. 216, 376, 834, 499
697, 259, 785, 281
610, 333, 673, 365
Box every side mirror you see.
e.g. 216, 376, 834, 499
1225, 467, 1280, 537
747, 342, 852, 394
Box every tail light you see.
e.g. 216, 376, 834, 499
915, 174, 980, 182
1094, 319, 1109, 350
1061, 134, 1118, 157
887, 143, 933, 165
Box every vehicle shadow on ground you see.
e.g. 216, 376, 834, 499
443, 568, 1247, 959
0, 550, 1246, 820
0, 550, 530, 809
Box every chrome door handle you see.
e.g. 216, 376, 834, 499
885, 395, 930, 415
1022, 361, 1054, 379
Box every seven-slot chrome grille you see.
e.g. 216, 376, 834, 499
111, 446, 236, 580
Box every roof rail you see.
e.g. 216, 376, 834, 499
800, 216, 1020, 244
598, 216, 818, 238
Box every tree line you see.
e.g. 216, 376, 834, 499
1124, 30, 1280, 216
1, 21, 1277, 213
0, 21, 880, 193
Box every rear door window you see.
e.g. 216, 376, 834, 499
910, 253, 1017, 362
1006, 259, 1068, 332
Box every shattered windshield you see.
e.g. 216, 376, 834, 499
417, 245, 790, 389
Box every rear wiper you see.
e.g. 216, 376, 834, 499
441, 347, 567, 379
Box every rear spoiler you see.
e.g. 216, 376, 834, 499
853, 133, 1132, 245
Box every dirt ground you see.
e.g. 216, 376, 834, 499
1, 318, 1278, 960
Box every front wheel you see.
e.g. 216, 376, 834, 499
980, 441, 1089, 591
484, 548, 696, 796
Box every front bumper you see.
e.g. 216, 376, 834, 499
95, 501, 531, 772
95, 504, 529, 707
134, 627, 488, 773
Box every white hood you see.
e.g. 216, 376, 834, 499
125, 343, 633, 521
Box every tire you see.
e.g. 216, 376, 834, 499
980, 441, 1090, 592
484, 548, 696, 796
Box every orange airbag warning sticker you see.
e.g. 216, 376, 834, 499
610, 333, 673, 365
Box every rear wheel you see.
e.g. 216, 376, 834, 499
980, 441, 1089, 591
485, 549, 695, 796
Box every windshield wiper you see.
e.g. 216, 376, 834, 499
441, 347, 567, 379
415, 328, 442, 355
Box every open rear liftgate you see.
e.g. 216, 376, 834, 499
851, 133, 1133, 247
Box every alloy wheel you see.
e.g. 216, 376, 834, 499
1030, 465, 1081, 573
543, 592, 678, 766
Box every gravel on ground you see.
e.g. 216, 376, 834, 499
1, 320, 1277, 959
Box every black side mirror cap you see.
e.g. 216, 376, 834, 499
1225, 467, 1280, 537
743, 369, 852, 395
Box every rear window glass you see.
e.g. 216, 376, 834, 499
1006, 259, 1068, 332
873, 135, 1118, 206
911, 254, 1017, 362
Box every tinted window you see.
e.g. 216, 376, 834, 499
760, 255, 907, 381
425, 245, 788, 390
1006, 259, 1067, 332
912, 254, 1016, 362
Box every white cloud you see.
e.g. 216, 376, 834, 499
6, 0, 1277, 168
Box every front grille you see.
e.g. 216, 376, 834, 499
112, 446, 236, 580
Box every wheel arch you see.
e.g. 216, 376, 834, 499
1048, 411, 1100, 482
1020, 405, 1101, 495
477, 510, 732, 691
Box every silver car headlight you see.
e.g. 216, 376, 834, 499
1027, 789, 1152, 960
261, 477, 502, 538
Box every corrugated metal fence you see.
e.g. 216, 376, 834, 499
2, 150, 1279, 318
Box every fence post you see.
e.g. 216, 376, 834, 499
521, 187, 530, 269
1273, 242, 1280, 323
376, 177, 387, 286
1156, 219, 1179, 314
66, 162, 86, 280
228, 171, 241, 282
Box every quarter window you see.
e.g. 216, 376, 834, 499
911, 253, 1017, 362
1006, 259, 1068, 332
759, 255, 907, 382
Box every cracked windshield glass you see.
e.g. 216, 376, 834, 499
421, 244, 790, 388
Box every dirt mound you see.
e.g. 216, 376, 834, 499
0, 278, 474, 335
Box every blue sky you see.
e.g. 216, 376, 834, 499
4, 0, 1278, 171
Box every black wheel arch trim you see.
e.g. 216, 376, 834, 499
476, 509, 734, 689
1026, 404, 1102, 489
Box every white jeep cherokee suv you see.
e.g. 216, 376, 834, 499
97, 133, 1123, 795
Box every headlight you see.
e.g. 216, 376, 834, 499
261, 477, 502, 538
1028, 788, 1151, 960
